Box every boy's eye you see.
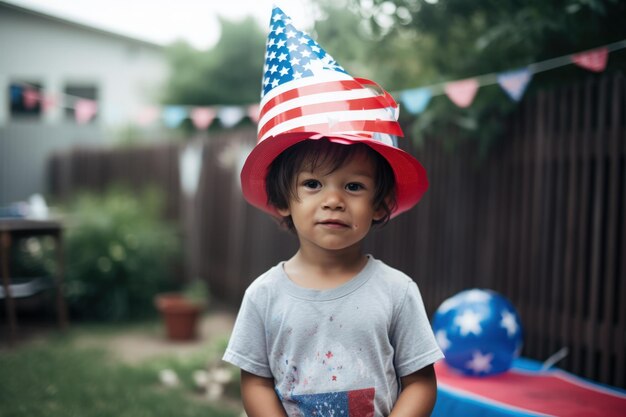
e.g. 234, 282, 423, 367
346, 183, 364, 192
302, 179, 321, 189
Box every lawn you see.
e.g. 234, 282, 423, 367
0, 322, 241, 417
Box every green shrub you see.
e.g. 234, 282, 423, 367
9, 235, 57, 277
64, 186, 181, 321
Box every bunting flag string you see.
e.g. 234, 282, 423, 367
10, 82, 100, 125
398, 38, 626, 114
9, 80, 259, 129
8, 39, 625, 128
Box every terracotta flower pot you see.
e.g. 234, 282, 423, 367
155, 293, 203, 341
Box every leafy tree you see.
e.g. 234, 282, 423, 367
162, 17, 266, 106
337, 0, 626, 153
312, 2, 433, 90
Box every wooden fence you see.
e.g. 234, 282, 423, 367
48, 72, 625, 388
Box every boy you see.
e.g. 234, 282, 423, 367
223, 6, 443, 417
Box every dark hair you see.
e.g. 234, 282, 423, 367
266, 138, 397, 231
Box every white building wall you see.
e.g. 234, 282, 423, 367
0, 4, 168, 126
0, 3, 170, 204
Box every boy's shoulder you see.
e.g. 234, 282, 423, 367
364, 256, 419, 302
243, 262, 285, 298
369, 256, 415, 286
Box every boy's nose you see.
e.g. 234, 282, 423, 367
322, 190, 345, 210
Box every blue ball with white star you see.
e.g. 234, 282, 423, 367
433, 289, 523, 376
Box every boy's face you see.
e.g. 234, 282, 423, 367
277, 151, 385, 253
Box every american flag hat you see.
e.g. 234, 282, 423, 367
241, 6, 428, 218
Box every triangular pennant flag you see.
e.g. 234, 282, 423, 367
23, 87, 40, 109
135, 106, 160, 126
75, 99, 98, 124
572, 47, 609, 72
247, 104, 260, 123
497, 68, 533, 101
399, 87, 432, 114
10, 85, 22, 103
41, 94, 58, 112
163, 106, 188, 128
218, 106, 245, 128
444, 78, 479, 108
191, 107, 217, 130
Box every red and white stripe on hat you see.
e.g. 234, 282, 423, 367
257, 6, 403, 144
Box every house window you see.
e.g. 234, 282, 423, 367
65, 84, 99, 123
9, 81, 43, 118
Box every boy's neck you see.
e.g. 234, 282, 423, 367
283, 246, 369, 290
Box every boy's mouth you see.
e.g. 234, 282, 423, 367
317, 219, 350, 228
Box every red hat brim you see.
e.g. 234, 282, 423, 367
240, 132, 428, 219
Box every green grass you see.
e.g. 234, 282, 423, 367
0, 331, 239, 417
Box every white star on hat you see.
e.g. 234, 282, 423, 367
307, 59, 328, 75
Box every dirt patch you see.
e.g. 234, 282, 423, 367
75, 309, 236, 364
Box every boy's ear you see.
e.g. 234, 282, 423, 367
372, 203, 386, 222
277, 207, 291, 217
372, 196, 393, 222
373, 207, 386, 222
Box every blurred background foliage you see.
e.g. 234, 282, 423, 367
162, 17, 266, 108
161, 0, 625, 153
346, 0, 626, 154
63, 186, 181, 321
10, 236, 57, 278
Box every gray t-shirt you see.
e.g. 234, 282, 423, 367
223, 255, 443, 416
